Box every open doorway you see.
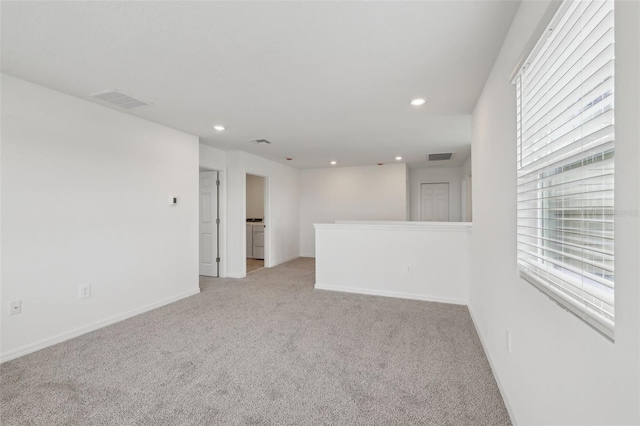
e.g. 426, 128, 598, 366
199, 168, 220, 277
246, 174, 266, 273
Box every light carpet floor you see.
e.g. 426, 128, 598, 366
1, 258, 510, 425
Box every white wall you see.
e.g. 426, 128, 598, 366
469, 1, 640, 425
408, 166, 463, 222
246, 174, 265, 219
200, 144, 298, 278
299, 163, 407, 257
460, 156, 472, 178
199, 143, 226, 172
460, 157, 473, 222
226, 151, 299, 277
200, 144, 299, 278
1, 74, 200, 361
315, 222, 470, 305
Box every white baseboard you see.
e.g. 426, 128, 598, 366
270, 255, 300, 267
314, 283, 467, 306
299, 253, 316, 258
226, 273, 245, 279
0, 288, 200, 363
468, 305, 517, 426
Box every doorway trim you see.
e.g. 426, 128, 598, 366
244, 172, 270, 271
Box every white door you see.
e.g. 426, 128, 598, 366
420, 182, 449, 221
199, 171, 218, 276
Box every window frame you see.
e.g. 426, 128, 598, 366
514, 0, 616, 341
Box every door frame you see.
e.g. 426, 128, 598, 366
419, 181, 451, 222
244, 172, 270, 270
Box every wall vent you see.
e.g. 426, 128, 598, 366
428, 152, 454, 161
91, 90, 152, 109
251, 139, 272, 144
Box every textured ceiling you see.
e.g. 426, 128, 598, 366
1, 1, 520, 169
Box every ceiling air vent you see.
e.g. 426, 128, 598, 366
91, 90, 152, 109
251, 139, 272, 144
428, 152, 454, 161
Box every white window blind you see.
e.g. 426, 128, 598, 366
515, 0, 615, 340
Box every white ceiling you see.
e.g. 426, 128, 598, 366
1, 1, 520, 169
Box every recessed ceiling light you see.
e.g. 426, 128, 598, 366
410, 98, 426, 106
395, 156, 402, 161
213, 125, 225, 131
330, 161, 337, 165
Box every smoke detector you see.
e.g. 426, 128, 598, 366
251, 139, 272, 144
91, 90, 152, 109
428, 152, 454, 161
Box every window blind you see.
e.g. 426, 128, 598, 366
515, 0, 615, 340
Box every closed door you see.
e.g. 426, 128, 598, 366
199, 171, 219, 276
420, 183, 449, 221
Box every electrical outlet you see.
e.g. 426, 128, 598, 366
506, 329, 511, 353
10, 300, 22, 315
405, 264, 412, 273
79, 284, 91, 299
